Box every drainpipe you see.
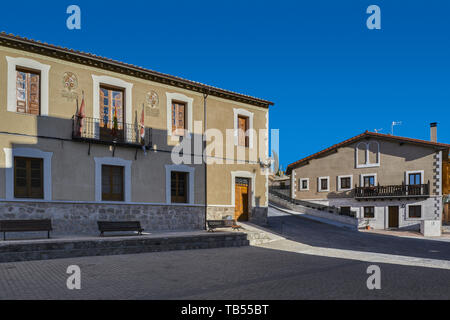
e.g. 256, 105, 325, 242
203, 91, 209, 230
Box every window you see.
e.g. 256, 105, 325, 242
409, 173, 422, 185
302, 180, 308, 189
299, 178, 309, 191
341, 207, 351, 215
233, 108, 254, 148
237, 115, 249, 147
355, 141, 380, 168
7, 57, 50, 116
341, 177, 351, 189
172, 101, 186, 136
171, 171, 188, 203
14, 157, 43, 199
363, 175, 375, 187
364, 206, 375, 218
408, 205, 422, 218
16, 68, 40, 115
101, 165, 124, 201
318, 177, 329, 192
99, 86, 124, 140
338, 175, 352, 190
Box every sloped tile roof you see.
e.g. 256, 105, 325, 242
286, 131, 450, 174
0, 32, 274, 108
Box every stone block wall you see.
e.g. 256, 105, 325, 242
250, 207, 268, 226
206, 205, 268, 226
0, 202, 205, 235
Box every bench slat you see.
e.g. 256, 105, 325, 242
0, 220, 52, 240
97, 221, 144, 235
0, 220, 52, 232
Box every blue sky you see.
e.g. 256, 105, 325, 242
0, 0, 449, 170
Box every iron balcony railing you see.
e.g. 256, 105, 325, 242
72, 115, 150, 147
355, 182, 430, 199
269, 186, 357, 218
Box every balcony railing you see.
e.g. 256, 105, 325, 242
355, 182, 430, 199
72, 115, 149, 147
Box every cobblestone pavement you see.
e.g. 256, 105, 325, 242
0, 207, 449, 300
0, 241, 449, 299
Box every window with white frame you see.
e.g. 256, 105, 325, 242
318, 176, 330, 192
406, 170, 424, 185
233, 108, 254, 148
298, 178, 309, 191
6, 56, 50, 116
166, 92, 193, 138
94, 157, 131, 202
338, 175, 353, 191
360, 173, 377, 187
92, 75, 133, 141
165, 164, 195, 204
4, 148, 53, 201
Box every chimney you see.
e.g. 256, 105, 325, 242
430, 122, 437, 142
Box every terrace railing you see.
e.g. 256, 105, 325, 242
354, 182, 430, 199
72, 115, 150, 147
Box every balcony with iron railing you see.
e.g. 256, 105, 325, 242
72, 115, 151, 148
354, 182, 430, 200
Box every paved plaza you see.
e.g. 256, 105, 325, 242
0, 207, 449, 300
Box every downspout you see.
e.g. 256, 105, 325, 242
203, 90, 209, 230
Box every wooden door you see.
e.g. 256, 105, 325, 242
443, 203, 449, 224
388, 206, 399, 228
235, 178, 249, 221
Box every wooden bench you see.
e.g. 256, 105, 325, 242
206, 220, 242, 232
0, 220, 52, 240
97, 221, 144, 236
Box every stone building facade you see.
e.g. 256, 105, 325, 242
0, 33, 273, 235
287, 128, 449, 230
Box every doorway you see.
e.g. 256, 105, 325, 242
388, 206, 399, 228
234, 177, 250, 221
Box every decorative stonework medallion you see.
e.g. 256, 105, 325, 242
61, 71, 79, 101
145, 90, 159, 116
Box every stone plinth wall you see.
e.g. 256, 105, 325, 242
250, 207, 268, 226
206, 206, 268, 226
0, 202, 205, 235
206, 206, 234, 220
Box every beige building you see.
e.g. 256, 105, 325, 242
0, 33, 273, 234
286, 126, 450, 230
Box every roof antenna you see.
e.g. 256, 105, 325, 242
391, 121, 402, 135
374, 128, 383, 133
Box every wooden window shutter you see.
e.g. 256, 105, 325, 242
14, 157, 43, 199
28, 73, 40, 115
101, 165, 124, 201
172, 102, 186, 136
171, 171, 188, 203
238, 116, 249, 147
16, 69, 40, 115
